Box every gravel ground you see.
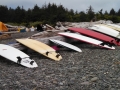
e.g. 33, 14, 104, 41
0, 31, 120, 90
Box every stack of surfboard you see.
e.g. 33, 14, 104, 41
16, 38, 62, 61
0, 44, 38, 68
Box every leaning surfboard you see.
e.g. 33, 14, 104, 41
0, 44, 38, 68
16, 39, 62, 61
49, 39, 82, 52
58, 32, 115, 50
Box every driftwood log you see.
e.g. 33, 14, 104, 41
10, 29, 77, 50
10, 35, 77, 50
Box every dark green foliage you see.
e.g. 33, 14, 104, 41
79, 11, 87, 22
109, 8, 116, 15
117, 9, 120, 16
0, 5, 8, 22
0, 4, 120, 25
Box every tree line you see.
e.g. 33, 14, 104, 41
0, 3, 120, 26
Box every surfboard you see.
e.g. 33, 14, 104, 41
49, 39, 82, 52
0, 44, 38, 68
88, 25, 120, 39
16, 39, 62, 61
107, 24, 120, 31
97, 24, 120, 32
68, 27, 119, 46
25, 39, 62, 60
58, 32, 115, 50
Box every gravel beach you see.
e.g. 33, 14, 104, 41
0, 31, 120, 90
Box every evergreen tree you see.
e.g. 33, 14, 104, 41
109, 8, 116, 15
1, 3, 120, 24
25, 8, 32, 25
98, 9, 103, 15
0, 5, 8, 22
104, 10, 109, 15
8, 7, 15, 22
14, 6, 26, 23
117, 9, 120, 16
56, 4, 67, 22
79, 11, 87, 22
86, 5, 95, 21
31, 4, 41, 22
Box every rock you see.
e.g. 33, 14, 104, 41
81, 81, 90, 85
90, 77, 99, 82
82, 76, 86, 80
117, 77, 120, 81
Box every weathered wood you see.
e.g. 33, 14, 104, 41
28, 30, 65, 39
10, 35, 71, 50
8, 28, 18, 31
9, 29, 67, 50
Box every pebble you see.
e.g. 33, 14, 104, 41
90, 77, 99, 82
81, 81, 90, 85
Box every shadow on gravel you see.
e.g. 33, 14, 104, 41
0, 56, 21, 67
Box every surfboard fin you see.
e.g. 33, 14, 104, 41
46, 51, 49, 56
30, 56, 32, 59
107, 43, 113, 47
64, 30, 68, 32
17, 56, 22, 64
100, 42, 113, 47
115, 38, 120, 43
100, 42, 105, 46
30, 61, 34, 65
56, 54, 60, 58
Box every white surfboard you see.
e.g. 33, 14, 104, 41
108, 24, 120, 28
0, 44, 38, 68
88, 25, 120, 39
49, 39, 82, 52
107, 24, 120, 31
58, 32, 115, 50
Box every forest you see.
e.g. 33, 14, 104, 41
0, 3, 120, 27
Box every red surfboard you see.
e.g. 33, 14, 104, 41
68, 27, 119, 46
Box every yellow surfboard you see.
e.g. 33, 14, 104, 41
16, 39, 62, 61
26, 39, 62, 59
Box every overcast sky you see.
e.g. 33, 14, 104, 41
1, 0, 120, 13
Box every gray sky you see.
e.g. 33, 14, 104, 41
1, 0, 120, 13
